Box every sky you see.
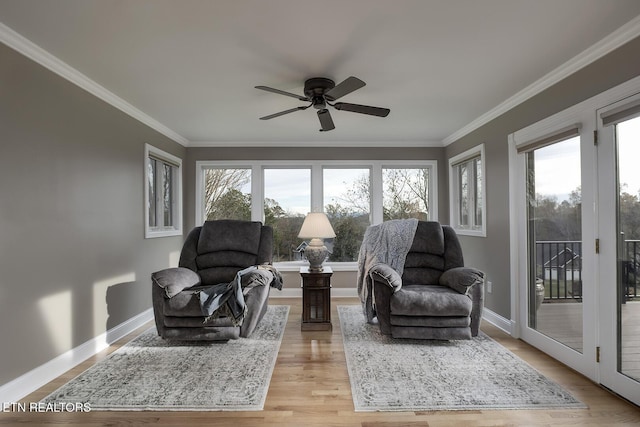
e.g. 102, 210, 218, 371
534, 136, 581, 201
617, 116, 640, 196
264, 168, 310, 214
535, 115, 640, 202
228, 117, 640, 214
263, 168, 368, 215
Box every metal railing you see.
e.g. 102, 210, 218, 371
535, 240, 639, 301
536, 241, 582, 300
623, 240, 640, 300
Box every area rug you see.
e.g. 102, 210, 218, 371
338, 305, 586, 411
41, 305, 289, 411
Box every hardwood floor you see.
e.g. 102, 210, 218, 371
2, 297, 639, 426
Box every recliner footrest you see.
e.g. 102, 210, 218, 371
391, 326, 472, 340
163, 315, 235, 328
161, 326, 240, 341
390, 315, 470, 328
390, 284, 472, 317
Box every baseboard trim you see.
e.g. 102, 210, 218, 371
481, 307, 515, 336
0, 308, 154, 403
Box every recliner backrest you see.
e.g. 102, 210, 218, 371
402, 221, 464, 286
178, 220, 273, 286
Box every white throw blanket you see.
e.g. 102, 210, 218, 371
356, 218, 419, 322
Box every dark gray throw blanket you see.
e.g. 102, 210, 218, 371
356, 219, 418, 323
198, 265, 283, 326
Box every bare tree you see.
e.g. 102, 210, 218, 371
332, 173, 371, 214
383, 168, 429, 219
204, 169, 251, 218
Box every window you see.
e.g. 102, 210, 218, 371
383, 167, 430, 221
264, 168, 311, 262
145, 144, 182, 238
449, 144, 486, 236
196, 160, 437, 269
323, 168, 371, 262
202, 168, 251, 221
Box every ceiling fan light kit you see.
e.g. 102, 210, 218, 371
255, 76, 390, 132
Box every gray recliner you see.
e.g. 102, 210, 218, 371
369, 221, 484, 340
151, 220, 276, 341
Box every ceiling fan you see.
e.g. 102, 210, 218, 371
255, 76, 390, 132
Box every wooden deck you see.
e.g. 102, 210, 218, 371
536, 300, 640, 380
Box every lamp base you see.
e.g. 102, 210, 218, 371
304, 238, 328, 272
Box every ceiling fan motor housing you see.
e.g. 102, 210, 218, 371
304, 77, 335, 108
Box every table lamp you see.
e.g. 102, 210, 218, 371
298, 212, 336, 272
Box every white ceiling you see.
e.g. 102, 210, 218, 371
2, 0, 640, 147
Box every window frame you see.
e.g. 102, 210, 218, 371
196, 159, 437, 270
144, 144, 183, 239
448, 143, 486, 237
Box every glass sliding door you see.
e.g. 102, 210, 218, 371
615, 116, 640, 382
525, 136, 583, 352
512, 80, 640, 405
598, 100, 640, 404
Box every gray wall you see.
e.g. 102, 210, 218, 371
0, 43, 186, 385
3, 26, 639, 388
185, 146, 447, 291
445, 36, 640, 319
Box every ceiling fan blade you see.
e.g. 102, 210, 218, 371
317, 109, 335, 132
259, 105, 309, 120
255, 85, 309, 101
324, 76, 366, 101
333, 102, 390, 117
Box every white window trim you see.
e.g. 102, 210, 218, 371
449, 143, 486, 237
196, 160, 438, 225
145, 143, 183, 239
196, 159, 438, 270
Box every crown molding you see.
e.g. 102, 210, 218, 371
187, 139, 444, 148
442, 14, 640, 146
0, 22, 189, 147
4, 12, 639, 150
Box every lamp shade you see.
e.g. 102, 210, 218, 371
298, 212, 336, 239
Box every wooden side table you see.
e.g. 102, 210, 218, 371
300, 266, 332, 331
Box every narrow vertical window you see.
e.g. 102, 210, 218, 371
145, 144, 182, 238
449, 144, 486, 236
148, 158, 157, 228
263, 168, 311, 262
323, 168, 371, 262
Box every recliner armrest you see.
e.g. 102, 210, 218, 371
152, 267, 201, 298
439, 266, 484, 295
369, 263, 402, 290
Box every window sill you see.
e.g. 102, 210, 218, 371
454, 227, 486, 237
145, 228, 183, 239
273, 261, 358, 272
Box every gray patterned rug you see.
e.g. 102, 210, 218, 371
338, 305, 586, 411
41, 305, 289, 411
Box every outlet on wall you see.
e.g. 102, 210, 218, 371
486, 280, 492, 293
